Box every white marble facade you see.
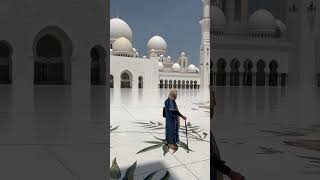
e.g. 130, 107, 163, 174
110, 0, 211, 90
212, 0, 320, 87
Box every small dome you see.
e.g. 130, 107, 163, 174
133, 48, 137, 52
158, 62, 164, 71
112, 37, 133, 56
212, 6, 226, 29
275, 19, 287, 33
110, 18, 133, 42
143, 56, 147, 58
147, 35, 167, 52
172, 63, 181, 72
249, 9, 276, 33
180, 52, 186, 56
187, 64, 198, 73
167, 56, 171, 60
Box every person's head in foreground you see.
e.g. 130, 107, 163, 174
168, 89, 177, 100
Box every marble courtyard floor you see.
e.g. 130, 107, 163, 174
1, 85, 319, 180
214, 87, 320, 180
110, 88, 211, 180
0, 86, 108, 180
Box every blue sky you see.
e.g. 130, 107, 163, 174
110, 0, 286, 65
110, 0, 202, 66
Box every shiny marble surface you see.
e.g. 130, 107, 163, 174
0, 85, 108, 179
213, 87, 320, 180
110, 88, 210, 180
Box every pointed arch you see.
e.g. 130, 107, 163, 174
256, 59, 266, 86
230, 58, 240, 86
91, 45, 106, 85
243, 59, 253, 86
0, 40, 13, 84
216, 58, 227, 86
138, 76, 143, 88
120, 70, 132, 88
33, 26, 73, 85
269, 60, 278, 86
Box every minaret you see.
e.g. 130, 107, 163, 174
286, 0, 318, 87
199, 0, 210, 88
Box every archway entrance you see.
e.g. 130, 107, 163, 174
33, 26, 72, 85
230, 59, 240, 86
0, 41, 12, 84
216, 58, 226, 86
160, 79, 163, 88
256, 60, 266, 86
243, 59, 253, 86
269, 60, 278, 86
138, 76, 143, 88
91, 45, 106, 85
120, 71, 132, 88
182, 80, 186, 89
194, 81, 198, 89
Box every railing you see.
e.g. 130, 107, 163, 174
211, 72, 288, 87
35, 57, 63, 63
212, 31, 287, 41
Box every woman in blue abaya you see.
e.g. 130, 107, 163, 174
164, 89, 187, 152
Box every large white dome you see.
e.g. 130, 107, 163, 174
147, 35, 167, 52
212, 6, 226, 29
187, 64, 198, 73
172, 63, 181, 72
110, 18, 133, 42
158, 62, 164, 71
275, 19, 287, 33
249, 9, 276, 33
112, 37, 133, 56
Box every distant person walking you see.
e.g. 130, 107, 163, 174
164, 89, 187, 152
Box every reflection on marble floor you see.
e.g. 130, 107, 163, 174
110, 88, 210, 180
0, 85, 108, 179
214, 87, 320, 180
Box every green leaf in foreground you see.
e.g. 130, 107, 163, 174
150, 120, 156, 124
160, 171, 170, 180
143, 171, 158, 180
136, 144, 163, 154
152, 136, 166, 142
178, 141, 193, 152
110, 126, 119, 132
110, 158, 121, 179
203, 132, 208, 139
132, 122, 150, 125
123, 161, 137, 180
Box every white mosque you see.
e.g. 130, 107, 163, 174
110, 0, 210, 89
211, 0, 320, 88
